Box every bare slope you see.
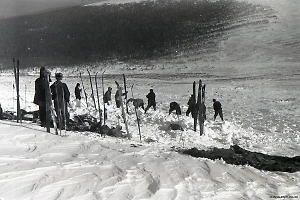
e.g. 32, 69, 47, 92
0, 0, 269, 68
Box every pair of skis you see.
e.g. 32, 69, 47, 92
86, 69, 106, 124
116, 74, 141, 141
80, 71, 140, 140
44, 70, 58, 135
115, 78, 131, 140
13, 58, 21, 122
79, 72, 89, 109
193, 79, 206, 136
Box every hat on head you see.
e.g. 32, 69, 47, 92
55, 72, 63, 78
39, 67, 46, 77
108, 87, 112, 90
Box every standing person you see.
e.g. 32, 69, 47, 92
144, 89, 156, 113
74, 83, 81, 107
213, 99, 224, 121
115, 87, 126, 108
104, 87, 112, 105
50, 73, 70, 129
186, 94, 197, 118
33, 67, 47, 127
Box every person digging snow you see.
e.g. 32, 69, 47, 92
213, 98, 224, 121
144, 89, 156, 113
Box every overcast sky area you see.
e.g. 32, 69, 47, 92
0, 0, 104, 19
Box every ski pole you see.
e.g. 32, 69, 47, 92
79, 72, 89, 109
12, 83, 15, 121
131, 84, 142, 141
25, 84, 27, 110
101, 70, 107, 124
94, 72, 102, 126
87, 69, 97, 111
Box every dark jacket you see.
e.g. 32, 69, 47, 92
50, 81, 70, 108
146, 91, 156, 103
213, 101, 222, 111
169, 102, 181, 115
33, 76, 46, 106
75, 85, 81, 100
115, 89, 126, 101
104, 90, 112, 103
188, 95, 196, 107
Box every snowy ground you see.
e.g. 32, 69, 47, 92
0, 0, 300, 199
0, 65, 299, 199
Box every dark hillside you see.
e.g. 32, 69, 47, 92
0, 0, 269, 68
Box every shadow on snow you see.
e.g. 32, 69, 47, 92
182, 145, 300, 173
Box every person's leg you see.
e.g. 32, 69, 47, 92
153, 102, 156, 111
219, 109, 224, 121
39, 106, 46, 126
65, 106, 70, 128
145, 101, 151, 113
214, 110, 218, 121
116, 100, 121, 108
186, 106, 191, 116
144, 105, 150, 113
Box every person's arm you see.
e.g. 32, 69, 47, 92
64, 84, 70, 103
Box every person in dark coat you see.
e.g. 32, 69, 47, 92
50, 73, 70, 129
33, 67, 47, 126
115, 87, 126, 108
75, 83, 81, 100
213, 99, 224, 121
169, 102, 181, 115
126, 98, 145, 110
144, 89, 156, 113
186, 94, 197, 118
74, 83, 82, 107
104, 87, 112, 105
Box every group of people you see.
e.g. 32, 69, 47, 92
168, 95, 224, 121
103, 87, 156, 113
33, 67, 70, 129
34, 67, 223, 129
104, 86, 224, 121
185, 95, 224, 121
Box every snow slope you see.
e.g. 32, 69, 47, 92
0, 71, 299, 199
0, 0, 300, 199
0, 119, 299, 200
